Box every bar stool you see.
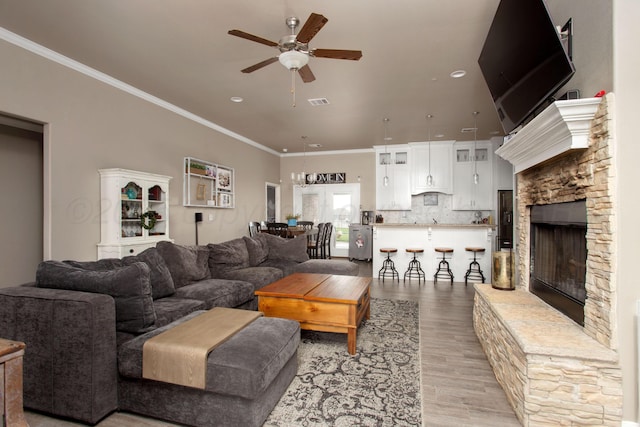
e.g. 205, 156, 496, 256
434, 247, 454, 285
464, 247, 486, 286
404, 248, 426, 283
378, 248, 399, 282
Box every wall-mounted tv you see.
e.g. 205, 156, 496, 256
478, 0, 575, 134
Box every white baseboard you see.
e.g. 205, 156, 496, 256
622, 421, 639, 427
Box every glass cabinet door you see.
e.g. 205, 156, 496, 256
121, 181, 143, 239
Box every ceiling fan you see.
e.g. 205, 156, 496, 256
228, 13, 363, 83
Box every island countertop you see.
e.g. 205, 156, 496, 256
373, 223, 496, 228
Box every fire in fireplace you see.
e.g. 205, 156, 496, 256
529, 200, 587, 325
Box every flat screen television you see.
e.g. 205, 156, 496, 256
478, 0, 575, 134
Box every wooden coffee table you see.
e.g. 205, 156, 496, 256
255, 273, 371, 355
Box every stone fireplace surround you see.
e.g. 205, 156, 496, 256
473, 95, 622, 425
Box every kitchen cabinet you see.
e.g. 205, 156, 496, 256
98, 168, 172, 258
452, 141, 493, 210
409, 141, 454, 194
374, 145, 411, 210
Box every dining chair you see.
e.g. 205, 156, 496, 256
320, 223, 333, 259
248, 221, 261, 237
266, 222, 289, 238
307, 222, 325, 258
297, 221, 314, 230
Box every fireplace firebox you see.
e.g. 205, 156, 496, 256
530, 200, 587, 325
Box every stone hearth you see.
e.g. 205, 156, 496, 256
473, 95, 622, 425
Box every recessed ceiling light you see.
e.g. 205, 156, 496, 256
450, 70, 467, 78
434, 134, 445, 138
489, 130, 501, 135
282, 148, 288, 152
230, 96, 243, 103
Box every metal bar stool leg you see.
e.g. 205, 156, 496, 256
434, 247, 454, 285
464, 247, 486, 286
378, 248, 399, 282
404, 248, 425, 284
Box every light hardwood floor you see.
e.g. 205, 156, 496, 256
25, 260, 520, 427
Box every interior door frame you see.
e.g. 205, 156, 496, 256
265, 182, 280, 222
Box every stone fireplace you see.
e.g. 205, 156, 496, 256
473, 95, 622, 425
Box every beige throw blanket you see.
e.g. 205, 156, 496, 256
142, 307, 262, 389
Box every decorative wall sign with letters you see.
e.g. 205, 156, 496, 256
307, 172, 346, 184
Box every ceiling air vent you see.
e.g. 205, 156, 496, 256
460, 127, 477, 133
308, 98, 330, 106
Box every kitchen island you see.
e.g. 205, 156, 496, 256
372, 223, 495, 284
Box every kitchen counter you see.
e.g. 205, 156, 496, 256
372, 224, 494, 283
373, 223, 496, 228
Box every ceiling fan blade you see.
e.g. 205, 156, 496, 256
296, 13, 328, 44
228, 29, 278, 48
241, 57, 279, 73
312, 49, 363, 60
298, 65, 316, 83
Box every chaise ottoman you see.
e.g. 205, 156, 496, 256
117, 310, 300, 427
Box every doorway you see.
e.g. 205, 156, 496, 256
293, 183, 360, 258
265, 182, 280, 223
0, 116, 44, 286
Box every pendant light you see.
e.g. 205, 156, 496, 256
426, 114, 434, 187
472, 111, 480, 185
382, 118, 391, 187
291, 136, 316, 187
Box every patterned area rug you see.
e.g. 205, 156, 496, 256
265, 298, 421, 426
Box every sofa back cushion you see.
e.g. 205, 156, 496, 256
155, 241, 211, 288
207, 237, 250, 276
243, 235, 269, 266
36, 260, 156, 334
122, 247, 175, 299
262, 233, 310, 262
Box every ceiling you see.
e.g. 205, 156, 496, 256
0, 0, 505, 154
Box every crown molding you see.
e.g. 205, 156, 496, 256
0, 27, 282, 155
495, 98, 602, 173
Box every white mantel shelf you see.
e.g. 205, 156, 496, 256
495, 97, 602, 173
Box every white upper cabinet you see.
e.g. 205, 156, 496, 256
452, 141, 493, 210
374, 145, 411, 210
409, 141, 454, 194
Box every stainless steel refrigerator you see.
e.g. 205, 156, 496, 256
497, 190, 513, 249
348, 224, 373, 261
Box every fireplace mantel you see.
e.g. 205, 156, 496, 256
495, 97, 602, 173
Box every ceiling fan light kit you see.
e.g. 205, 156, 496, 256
229, 12, 362, 107
278, 50, 309, 70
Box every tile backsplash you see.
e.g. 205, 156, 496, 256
376, 193, 492, 225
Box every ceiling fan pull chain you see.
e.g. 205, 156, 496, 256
291, 69, 296, 107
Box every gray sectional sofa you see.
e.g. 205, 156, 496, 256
0, 233, 359, 426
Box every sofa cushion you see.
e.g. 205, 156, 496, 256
207, 238, 250, 276
262, 233, 309, 263
293, 259, 360, 276
243, 235, 269, 266
122, 247, 175, 299
151, 297, 207, 329
172, 279, 254, 310
216, 267, 284, 292
118, 311, 300, 399
156, 241, 210, 288
259, 259, 300, 278
36, 260, 156, 334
